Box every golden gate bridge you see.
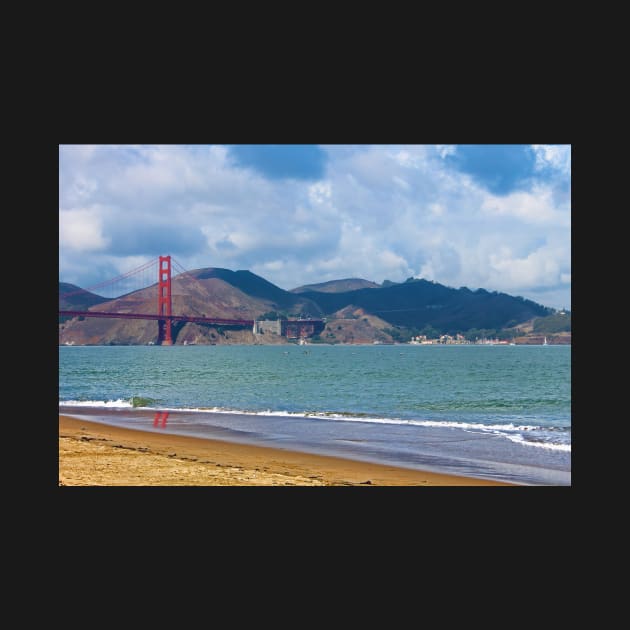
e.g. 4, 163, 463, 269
59, 256, 324, 345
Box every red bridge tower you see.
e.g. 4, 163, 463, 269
157, 255, 172, 345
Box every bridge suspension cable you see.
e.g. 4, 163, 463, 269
60, 257, 159, 299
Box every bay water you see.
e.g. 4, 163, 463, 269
59, 344, 571, 485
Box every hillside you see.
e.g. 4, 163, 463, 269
318, 306, 396, 344
59, 283, 109, 310
291, 278, 380, 294
189, 268, 322, 315
59, 269, 321, 346
533, 311, 571, 333
60, 267, 560, 345
299, 278, 551, 334
59, 283, 110, 324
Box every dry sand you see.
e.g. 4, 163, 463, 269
59, 415, 514, 486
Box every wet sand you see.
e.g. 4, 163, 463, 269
59, 415, 514, 486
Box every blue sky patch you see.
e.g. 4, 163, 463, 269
228, 145, 327, 181
446, 145, 537, 195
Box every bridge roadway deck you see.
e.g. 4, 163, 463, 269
59, 310, 323, 327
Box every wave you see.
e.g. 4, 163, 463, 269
59, 398, 571, 452
504, 432, 571, 452
60, 396, 157, 408
61, 398, 135, 408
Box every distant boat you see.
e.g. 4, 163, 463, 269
543, 337, 548, 346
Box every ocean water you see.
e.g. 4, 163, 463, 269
59, 344, 571, 485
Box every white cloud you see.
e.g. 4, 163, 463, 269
531, 144, 571, 175
308, 181, 332, 205
255, 259, 287, 274
377, 249, 409, 273
435, 144, 457, 158
488, 247, 559, 288
481, 186, 569, 226
392, 175, 411, 191
59, 208, 109, 252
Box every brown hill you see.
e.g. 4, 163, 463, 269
59, 283, 109, 310
59, 274, 285, 346
317, 306, 396, 344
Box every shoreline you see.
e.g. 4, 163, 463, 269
59, 415, 515, 486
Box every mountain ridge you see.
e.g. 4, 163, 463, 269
291, 278, 381, 294
59, 266, 560, 345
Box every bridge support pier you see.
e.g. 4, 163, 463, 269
158, 256, 173, 345
158, 319, 173, 345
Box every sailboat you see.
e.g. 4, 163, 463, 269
543, 336, 548, 346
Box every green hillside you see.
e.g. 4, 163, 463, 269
300, 278, 551, 334
533, 311, 571, 333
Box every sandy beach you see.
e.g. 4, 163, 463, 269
59, 415, 514, 486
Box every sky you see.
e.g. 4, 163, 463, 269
59, 144, 571, 310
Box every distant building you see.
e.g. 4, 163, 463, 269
253, 319, 282, 335
254, 318, 326, 339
